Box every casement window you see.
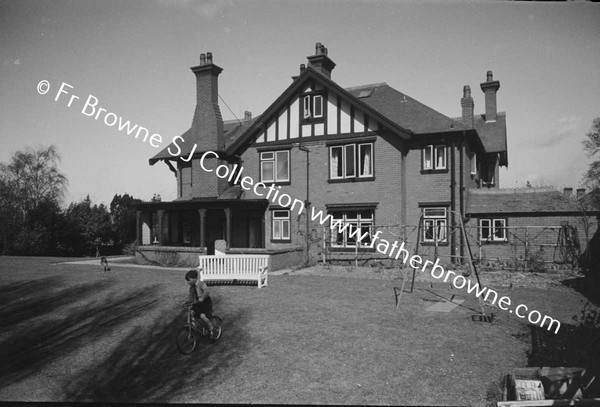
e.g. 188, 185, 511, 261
481, 157, 496, 186
303, 94, 323, 120
272, 210, 291, 241
422, 145, 447, 171
480, 218, 507, 242
330, 142, 373, 179
470, 153, 477, 175
260, 150, 290, 183
330, 210, 374, 248
422, 207, 447, 243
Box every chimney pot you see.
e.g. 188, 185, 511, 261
315, 42, 323, 55
207, 52, 213, 64
487, 70, 493, 82
577, 188, 586, 199
244, 110, 252, 120
463, 85, 471, 99
300, 63, 306, 73
200, 53, 206, 65
564, 187, 573, 196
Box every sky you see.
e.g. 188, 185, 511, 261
1, 0, 599, 207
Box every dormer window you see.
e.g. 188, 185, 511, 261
303, 94, 323, 120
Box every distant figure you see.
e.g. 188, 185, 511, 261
100, 256, 110, 272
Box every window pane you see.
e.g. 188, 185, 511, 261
359, 144, 372, 177
330, 147, 343, 178
494, 219, 505, 240
276, 151, 289, 181
313, 95, 323, 118
261, 161, 274, 182
359, 210, 373, 220
423, 146, 433, 169
435, 146, 446, 169
303, 95, 311, 118
424, 220, 434, 241
273, 210, 289, 218
261, 152, 274, 160
424, 207, 446, 218
282, 220, 290, 239
273, 219, 281, 240
481, 219, 491, 240
360, 225, 372, 246
436, 220, 447, 242
345, 144, 355, 177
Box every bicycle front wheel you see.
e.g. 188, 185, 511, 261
176, 326, 197, 354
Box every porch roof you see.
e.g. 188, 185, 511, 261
136, 198, 269, 212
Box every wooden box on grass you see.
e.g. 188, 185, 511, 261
497, 367, 600, 406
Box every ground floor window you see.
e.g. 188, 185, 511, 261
422, 207, 447, 243
271, 210, 291, 242
330, 210, 374, 248
480, 218, 507, 242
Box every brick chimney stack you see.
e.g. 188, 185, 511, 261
480, 70, 500, 122
191, 52, 224, 151
577, 188, 586, 199
307, 42, 336, 79
563, 187, 573, 196
461, 85, 474, 129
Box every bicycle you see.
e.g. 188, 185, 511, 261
176, 302, 223, 354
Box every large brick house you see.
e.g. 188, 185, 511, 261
135, 43, 595, 270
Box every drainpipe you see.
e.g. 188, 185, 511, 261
298, 144, 310, 264
450, 142, 456, 264
460, 132, 465, 264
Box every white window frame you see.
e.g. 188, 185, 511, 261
422, 207, 448, 243
272, 210, 291, 241
423, 145, 447, 170
303, 95, 311, 119
303, 94, 323, 120
260, 150, 290, 183
330, 210, 374, 248
358, 143, 373, 177
329, 142, 373, 180
470, 153, 477, 175
480, 218, 507, 242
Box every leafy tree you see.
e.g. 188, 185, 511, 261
110, 193, 141, 250
65, 196, 113, 256
583, 117, 600, 191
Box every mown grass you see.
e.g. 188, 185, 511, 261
0, 256, 593, 405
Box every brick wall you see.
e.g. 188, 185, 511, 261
466, 214, 598, 265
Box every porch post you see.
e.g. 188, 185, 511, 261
198, 209, 206, 249
136, 210, 141, 245
157, 210, 164, 245
261, 211, 266, 248
224, 208, 232, 250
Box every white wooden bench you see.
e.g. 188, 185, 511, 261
197, 254, 270, 288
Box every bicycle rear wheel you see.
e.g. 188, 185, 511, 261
176, 326, 197, 354
209, 316, 223, 342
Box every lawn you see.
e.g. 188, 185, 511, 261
0, 256, 596, 405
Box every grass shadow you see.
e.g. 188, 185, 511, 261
0, 284, 160, 387
562, 276, 600, 306
62, 303, 251, 403
0, 277, 115, 329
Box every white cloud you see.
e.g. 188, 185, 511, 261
535, 116, 581, 148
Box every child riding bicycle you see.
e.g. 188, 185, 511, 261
184, 269, 217, 339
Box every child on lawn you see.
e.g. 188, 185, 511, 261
184, 269, 216, 338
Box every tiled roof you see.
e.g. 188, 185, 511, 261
473, 113, 507, 153
346, 84, 467, 134
149, 117, 257, 164
466, 187, 585, 215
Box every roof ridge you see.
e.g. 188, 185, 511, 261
345, 82, 387, 91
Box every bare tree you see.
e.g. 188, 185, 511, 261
583, 117, 600, 190
0, 145, 68, 215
